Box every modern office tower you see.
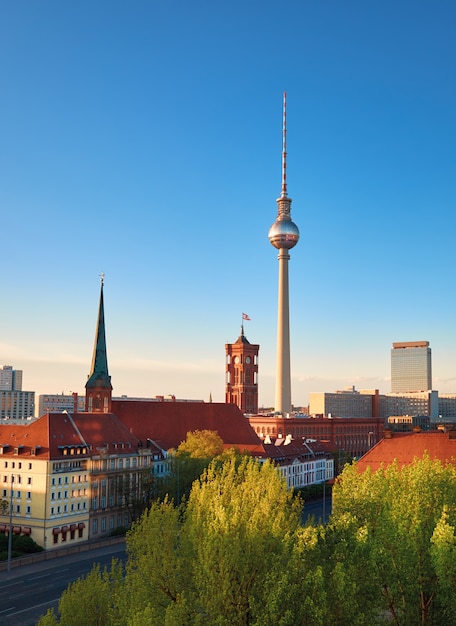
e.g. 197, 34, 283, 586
0, 365, 33, 419
268, 93, 300, 414
0, 365, 22, 391
225, 322, 260, 414
391, 341, 432, 393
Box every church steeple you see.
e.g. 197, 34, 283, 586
85, 274, 112, 413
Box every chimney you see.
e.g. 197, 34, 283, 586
73, 392, 78, 413
384, 428, 392, 439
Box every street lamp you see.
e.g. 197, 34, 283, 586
7, 475, 14, 573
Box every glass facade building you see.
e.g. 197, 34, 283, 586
391, 341, 432, 393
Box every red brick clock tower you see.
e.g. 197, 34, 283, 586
225, 321, 259, 415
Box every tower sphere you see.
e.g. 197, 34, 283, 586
268, 218, 300, 250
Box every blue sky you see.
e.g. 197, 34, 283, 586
1, 1, 455, 408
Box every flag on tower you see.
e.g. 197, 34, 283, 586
242, 313, 251, 321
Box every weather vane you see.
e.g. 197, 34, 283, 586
100, 272, 105, 286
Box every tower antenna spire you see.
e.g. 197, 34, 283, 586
281, 91, 287, 198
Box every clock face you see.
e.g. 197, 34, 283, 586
234, 356, 239, 364
245, 357, 251, 364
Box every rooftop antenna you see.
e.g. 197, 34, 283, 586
281, 91, 287, 198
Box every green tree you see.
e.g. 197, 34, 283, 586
157, 430, 237, 505
37, 561, 124, 626
182, 456, 303, 624
332, 456, 456, 626
177, 429, 224, 458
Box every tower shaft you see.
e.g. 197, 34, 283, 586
275, 249, 292, 413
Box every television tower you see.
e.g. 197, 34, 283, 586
268, 92, 300, 414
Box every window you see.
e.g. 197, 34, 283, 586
101, 496, 106, 509
51, 493, 55, 500
101, 517, 106, 532
51, 507, 55, 515
92, 497, 98, 509
4, 462, 7, 468
27, 477, 32, 485
28, 463, 32, 470
26, 506, 31, 514
93, 519, 98, 533
16, 505, 20, 513
109, 516, 114, 530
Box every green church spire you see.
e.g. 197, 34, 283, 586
85, 274, 112, 412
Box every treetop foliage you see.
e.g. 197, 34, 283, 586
38, 453, 456, 626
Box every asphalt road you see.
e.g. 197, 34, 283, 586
302, 495, 333, 525
0, 542, 127, 626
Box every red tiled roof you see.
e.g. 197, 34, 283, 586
0, 412, 140, 459
111, 400, 264, 453
357, 431, 456, 473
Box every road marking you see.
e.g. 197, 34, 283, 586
28, 574, 51, 581
0, 607, 15, 614
5, 598, 59, 617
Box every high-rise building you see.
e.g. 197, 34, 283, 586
268, 93, 299, 414
0, 365, 33, 420
391, 341, 432, 393
225, 322, 259, 414
0, 365, 22, 391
